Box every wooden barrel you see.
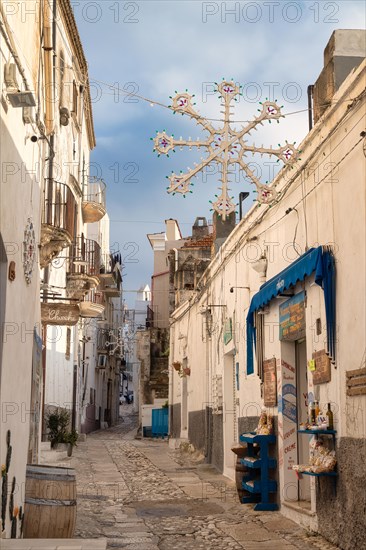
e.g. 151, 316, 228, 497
231, 444, 248, 502
23, 464, 76, 538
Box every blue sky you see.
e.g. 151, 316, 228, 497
73, 0, 365, 305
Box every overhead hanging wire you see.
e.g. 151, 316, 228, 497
90, 77, 359, 124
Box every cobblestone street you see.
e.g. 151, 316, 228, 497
67, 406, 340, 550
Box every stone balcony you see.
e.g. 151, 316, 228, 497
40, 179, 76, 268
99, 252, 122, 298
81, 177, 106, 223
66, 236, 101, 299
79, 290, 105, 318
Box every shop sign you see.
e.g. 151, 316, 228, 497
223, 318, 232, 345
312, 349, 331, 384
41, 303, 80, 326
279, 291, 305, 341
263, 358, 277, 407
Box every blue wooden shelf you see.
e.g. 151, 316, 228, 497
240, 432, 276, 444
241, 456, 277, 469
239, 432, 278, 512
299, 470, 337, 477
297, 429, 336, 435
242, 477, 277, 493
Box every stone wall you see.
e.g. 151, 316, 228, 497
188, 409, 206, 453
316, 437, 366, 549
211, 413, 223, 472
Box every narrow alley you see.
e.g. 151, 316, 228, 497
68, 406, 338, 550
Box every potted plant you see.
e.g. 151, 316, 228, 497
64, 430, 79, 457
46, 409, 70, 449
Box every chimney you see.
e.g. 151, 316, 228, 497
165, 218, 182, 241
192, 217, 209, 240
212, 211, 236, 254
313, 29, 366, 124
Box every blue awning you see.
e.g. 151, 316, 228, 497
246, 246, 336, 374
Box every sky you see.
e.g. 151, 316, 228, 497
73, 0, 366, 305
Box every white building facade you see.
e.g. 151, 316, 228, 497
170, 41, 365, 549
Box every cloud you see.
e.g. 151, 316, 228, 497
74, 0, 366, 304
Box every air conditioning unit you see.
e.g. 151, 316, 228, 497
7, 91, 36, 108
4, 63, 18, 89
59, 106, 70, 126
97, 354, 107, 368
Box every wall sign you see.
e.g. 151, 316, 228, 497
279, 291, 305, 341
263, 358, 277, 407
312, 349, 331, 384
41, 303, 80, 325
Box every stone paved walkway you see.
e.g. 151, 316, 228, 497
68, 406, 339, 550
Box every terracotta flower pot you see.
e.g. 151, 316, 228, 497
172, 362, 181, 371
183, 367, 191, 376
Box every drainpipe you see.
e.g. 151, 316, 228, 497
41, 0, 56, 438
307, 85, 314, 132
43, 0, 54, 136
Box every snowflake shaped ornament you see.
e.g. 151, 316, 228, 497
152, 80, 299, 220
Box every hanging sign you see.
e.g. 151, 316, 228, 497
279, 291, 305, 341
312, 349, 331, 384
263, 358, 277, 407
41, 303, 80, 326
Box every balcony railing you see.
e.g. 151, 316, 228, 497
66, 235, 101, 298
79, 290, 105, 318
99, 252, 122, 296
68, 235, 101, 276
82, 177, 107, 223
40, 179, 76, 268
42, 179, 76, 236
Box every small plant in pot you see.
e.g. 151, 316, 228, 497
64, 430, 79, 457
46, 409, 70, 449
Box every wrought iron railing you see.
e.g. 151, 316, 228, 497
68, 235, 101, 276
83, 176, 106, 208
82, 289, 104, 305
42, 179, 76, 236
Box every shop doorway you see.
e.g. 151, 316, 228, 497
296, 339, 311, 504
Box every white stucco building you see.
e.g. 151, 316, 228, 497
169, 32, 366, 549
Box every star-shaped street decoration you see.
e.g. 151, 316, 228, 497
152, 79, 299, 220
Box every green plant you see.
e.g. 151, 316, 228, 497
46, 409, 70, 448
162, 401, 169, 409
64, 430, 79, 447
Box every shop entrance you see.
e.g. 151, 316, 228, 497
295, 339, 311, 503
